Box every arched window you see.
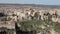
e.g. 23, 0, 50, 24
0, 13, 5, 17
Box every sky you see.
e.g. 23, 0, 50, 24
0, 0, 60, 5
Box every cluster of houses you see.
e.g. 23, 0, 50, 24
0, 6, 60, 34
1, 7, 60, 22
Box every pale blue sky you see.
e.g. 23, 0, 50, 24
0, 0, 60, 5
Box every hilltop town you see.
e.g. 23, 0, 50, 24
0, 5, 60, 22
0, 4, 60, 34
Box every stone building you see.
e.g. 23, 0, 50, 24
0, 13, 15, 34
